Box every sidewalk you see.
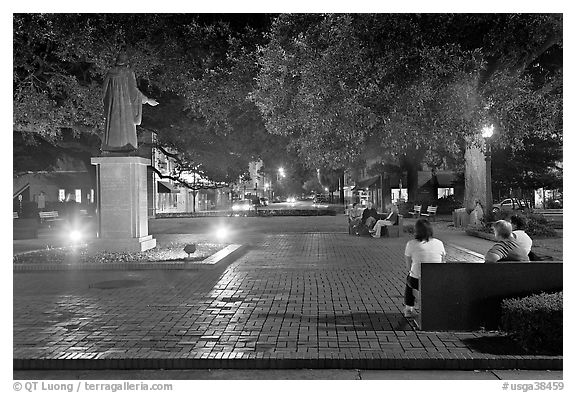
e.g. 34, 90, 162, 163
13, 218, 562, 372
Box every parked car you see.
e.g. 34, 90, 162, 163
260, 197, 269, 206
492, 198, 528, 213
231, 199, 256, 215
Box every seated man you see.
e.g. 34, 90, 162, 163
371, 204, 399, 238
361, 201, 380, 230
485, 220, 530, 262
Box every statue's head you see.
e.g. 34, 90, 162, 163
115, 52, 129, 66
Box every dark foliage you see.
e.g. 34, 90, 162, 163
500, 291, 562, 355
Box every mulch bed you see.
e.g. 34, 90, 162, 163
13, 242, 225, 265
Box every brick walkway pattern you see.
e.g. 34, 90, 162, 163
14, 231, 561, 370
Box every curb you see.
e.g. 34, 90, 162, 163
13, 244, 246, 272
13, 354, 562, 371
446, 243, 485, 260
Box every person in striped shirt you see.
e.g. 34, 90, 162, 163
484, 220, 530, 263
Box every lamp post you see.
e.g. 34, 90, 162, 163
482, 124, 494, 215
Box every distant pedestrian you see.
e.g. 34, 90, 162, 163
403, 219, 446, 317
37, 191, 46, 211
484, 220, 530, 263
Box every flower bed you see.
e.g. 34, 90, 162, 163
13, 242, 225, 265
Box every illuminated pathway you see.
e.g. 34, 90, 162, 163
13, 218, 560, 370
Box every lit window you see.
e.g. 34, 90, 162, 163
438, 188, 454, 198
391, 188, 406, 203
58, 189, 66, 202
75, 189, 82, 203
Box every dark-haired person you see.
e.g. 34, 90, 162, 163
403, 219, 446, 317
484, 220, 530, 263
361, 201, 379, 230
348, 202, 364, 235
510, 215, 533, 256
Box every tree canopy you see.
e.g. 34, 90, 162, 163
13, 13, 286, 186
14, 13, 562, 198
252, 13, 562, 198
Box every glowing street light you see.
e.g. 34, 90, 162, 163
482, 124, 494, 214
482, 124, 494, 138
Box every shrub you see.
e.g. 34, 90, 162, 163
436, 195, 463, 214
500, 291, 563, 354
396, 201, 411, 216
524, 212, 557, 238
479, 210, 557, 238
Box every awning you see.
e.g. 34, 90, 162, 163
157, 181, 179, 193
352, 176, 380, 190
13, 183, 30, 199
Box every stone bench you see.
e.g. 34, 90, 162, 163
386, 214, 404, 237
419, 262, 563, 331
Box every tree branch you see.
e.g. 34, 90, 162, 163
150, 166, 229, 190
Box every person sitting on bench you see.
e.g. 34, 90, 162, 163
485, 220, 530, 263
348, 202, 363, 234
371, 204, 399, 238
361, 201, 379, 230
510, 215, 533, 255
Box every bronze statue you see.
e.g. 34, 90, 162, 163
102, 52, 158, 152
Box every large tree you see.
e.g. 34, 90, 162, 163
13, 14, 280, 187
252, 14, 562, 205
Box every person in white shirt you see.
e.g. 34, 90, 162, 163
371, 204, 399, 238
510, 214, 533, 255
403, 218, 446, 317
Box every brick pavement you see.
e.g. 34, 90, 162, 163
13, 230, 561, 370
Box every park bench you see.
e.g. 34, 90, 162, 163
13, 212, 18, 219
418, 262, 563, 331
420, 205, 437, 221
39, 211, 62, 227
407, 204, 421, 218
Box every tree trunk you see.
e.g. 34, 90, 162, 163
464, 135, 487, 212
400, 149, 425, 203
339, 173, 345, 205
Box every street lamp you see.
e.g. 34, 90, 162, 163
482, 124, 494, 215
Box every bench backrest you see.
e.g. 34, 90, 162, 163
425, 206, 437, 214
420, 262, 563, 331
412, 205, 421, 212
39, 211, 59, 218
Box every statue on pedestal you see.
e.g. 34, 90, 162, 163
101, 52, 158, 153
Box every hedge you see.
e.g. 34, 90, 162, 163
500, 291, 563, 354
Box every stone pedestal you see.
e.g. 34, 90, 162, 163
91, 156, 156, 252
